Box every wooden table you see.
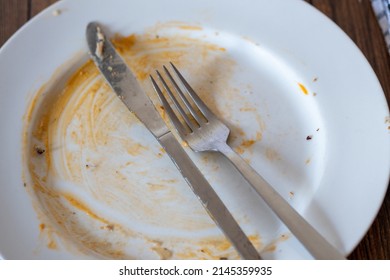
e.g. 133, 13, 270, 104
1, 0, 389, 259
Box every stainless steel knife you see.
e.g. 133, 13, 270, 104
86, 22, 261, 260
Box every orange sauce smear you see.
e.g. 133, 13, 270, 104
298, 82, 309, 95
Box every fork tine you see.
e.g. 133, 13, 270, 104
169, 62, 215, 121
155, 70, 197, 132
163, 65, 206, 125
150, 75, 188, 138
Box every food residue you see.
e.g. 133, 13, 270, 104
297, 82, 309, 95
39, 223, 46, 231
306, 135, 313, 140
261, 233, 290, 254
95, 26, 105, 60
52, 9, 61, 16
23, 24, 267, 259
34, 145, 46, 155
235, 130, 263, 155
241, 139, 255, 148
178, 25, 203, 31
151, 240, 174, 260
265, 148, 281, 162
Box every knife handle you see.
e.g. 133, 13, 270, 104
158, 132, 261, 260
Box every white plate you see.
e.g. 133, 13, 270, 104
0, 0, 389, 259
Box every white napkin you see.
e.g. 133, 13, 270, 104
371, 0, 390, 54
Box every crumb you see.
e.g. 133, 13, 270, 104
107, 66, 113, 72
23, 183, 27, 187
289, 191, 295, 198
52, 9, 61, 16
313, 77, 318, 82
34, 145, 46, 155
155, 34, 160, 39
316, 128, 320, 132
306, 135, 313, 140
313, 92, 317, 96
105, 224, 115, 231
95, 26, 105, 59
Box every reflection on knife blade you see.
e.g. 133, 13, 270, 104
86, 22, 261, 260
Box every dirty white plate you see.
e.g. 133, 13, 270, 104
0, 0, 389, 259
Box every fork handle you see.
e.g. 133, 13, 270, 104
217, 142, 346, 260
158, 132, 261, 260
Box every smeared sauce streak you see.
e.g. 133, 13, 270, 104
176, 235, 261, 260
63, 193, 108, 224
235, 131, 263, 155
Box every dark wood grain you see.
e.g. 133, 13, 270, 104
309, 0, 390, 106
0, 0, 389, 259
0, 0, 28, 46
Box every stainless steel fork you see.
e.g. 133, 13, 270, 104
150, 62, 346, 260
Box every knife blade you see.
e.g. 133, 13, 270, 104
86, 22, 261, 260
